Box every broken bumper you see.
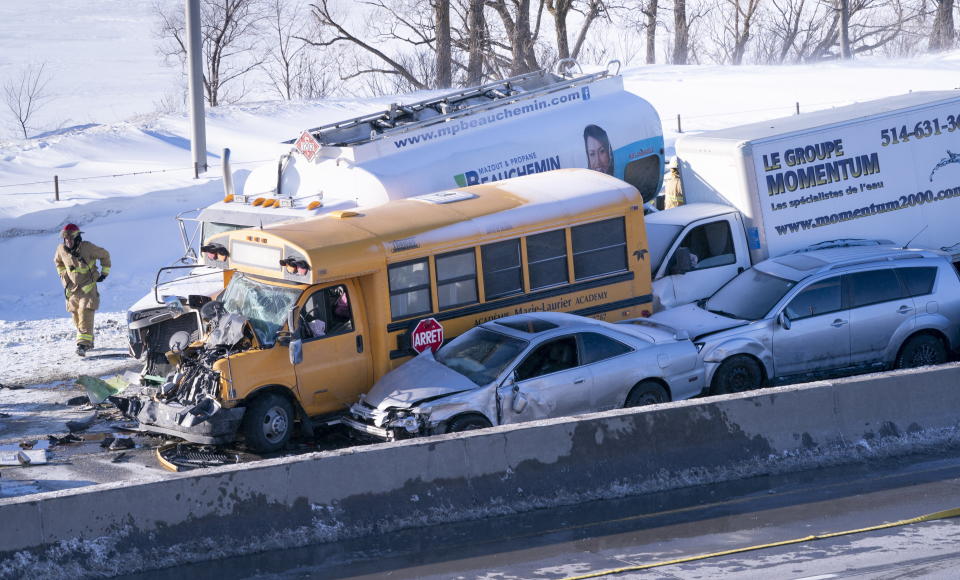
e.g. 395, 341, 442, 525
341, 416, 395, 441
131, 398, 245, 445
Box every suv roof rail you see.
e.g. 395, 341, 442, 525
822, 251, 925, 271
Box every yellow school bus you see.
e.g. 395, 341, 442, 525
131, 169, 652, 451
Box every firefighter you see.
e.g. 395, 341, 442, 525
54, 223, 111, 356
664, 156, 685, 209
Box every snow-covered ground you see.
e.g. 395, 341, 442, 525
1, 1, 960, 386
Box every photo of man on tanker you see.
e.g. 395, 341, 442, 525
583, 124, 614, 175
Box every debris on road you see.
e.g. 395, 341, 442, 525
66, 410, 98, 433
65, 395, 90, 406
156, 443, 240, 472
0, 449, 47, 466
48, 433, 83, 446
76, 374, 129, 404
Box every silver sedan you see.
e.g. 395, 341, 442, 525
344, 311, 705, 441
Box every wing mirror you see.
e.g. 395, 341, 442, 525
162, 295, 186, 317
289, 338, 303, 365
287, 305, 302, 336
777, 311, 792, 330
511, 384, 528, 413
669, 247, 695, 275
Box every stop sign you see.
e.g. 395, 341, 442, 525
411, 318, 444, 353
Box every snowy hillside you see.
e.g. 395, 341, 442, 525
1, 2, 959, 384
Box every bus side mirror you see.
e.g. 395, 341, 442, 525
289, 338, 303, 365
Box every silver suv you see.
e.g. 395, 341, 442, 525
648, 246, 960, 394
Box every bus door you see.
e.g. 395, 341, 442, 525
293, 281, 373, 415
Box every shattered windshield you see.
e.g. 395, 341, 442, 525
220, 274, 301, 346
436, 327, 528, 386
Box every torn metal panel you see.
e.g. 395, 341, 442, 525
0, 450, 47, 466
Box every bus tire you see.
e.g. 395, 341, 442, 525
242, 393, 294, 453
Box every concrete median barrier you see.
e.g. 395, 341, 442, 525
3, 363, 960, 578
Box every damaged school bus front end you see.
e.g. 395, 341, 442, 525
116, 271, 306, 449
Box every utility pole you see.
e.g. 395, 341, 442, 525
186, 0, 208, 175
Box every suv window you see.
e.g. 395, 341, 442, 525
896, 267, 937, 297
785, 276, 842, 320
580, 332, 632, 364
848, 269, 905, 308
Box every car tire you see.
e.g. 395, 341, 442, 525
624, 380, 669, 407
711, 355, 763, 395
446, 414, 492, 434
896, 334, 947, 369
242, 393, 294, 453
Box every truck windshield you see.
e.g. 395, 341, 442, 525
220, 274, 301, 346
646, 223, 684, 273
203, 221, 245, 244
705, 268, 796, 321
436, 327, 528, 386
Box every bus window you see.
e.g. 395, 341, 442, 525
572, 217, 627, 280
527, 230, 568, 290
482, 239, 523, 300
437, 249, 478, 310
389, 258, 432, 320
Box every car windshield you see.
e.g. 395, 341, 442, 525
220, 274, 301, 346
705, 268, 797, 321
646, 223, 684, 273
436, 327, 529, 386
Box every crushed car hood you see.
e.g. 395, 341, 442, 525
364, 350, 479, 410
648, 303, 748, 340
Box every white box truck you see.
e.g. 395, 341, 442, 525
648, 90, 960, 310
128, 63, 665, 379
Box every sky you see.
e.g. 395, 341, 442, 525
1, 1, 960, 384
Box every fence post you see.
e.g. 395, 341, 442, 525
54, 175, 59, 202
194, 162, 199, 179
796, 102, 800, 115
677, 114, 682, 133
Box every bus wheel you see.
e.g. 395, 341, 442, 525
242, 393, 294, 453
446, 414, 492, 433
711, 355, 763, 395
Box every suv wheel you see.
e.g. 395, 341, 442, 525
711, 355, 763, 395
896, 334, 947, 369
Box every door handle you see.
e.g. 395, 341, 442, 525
356, 335, 364, 353
831, 319, 847, 327
574, 378, 585, 384
897, 305, 913, 314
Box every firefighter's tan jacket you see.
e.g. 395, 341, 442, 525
54, 241, 111, 312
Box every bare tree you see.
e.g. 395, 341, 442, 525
488, 0, 543, 75
435, 0, 453, 87
156, 0, 267, 107
673, 0, 690, 63
929, 0, 955, 51
307, 0, 439, 91
2, 63, 53, 139
546, 0, 607, 62
640, 0, 659, 63
728, 0, 761, 63
262, 0, 332, 99
465, 0, 486, 84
